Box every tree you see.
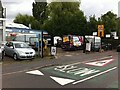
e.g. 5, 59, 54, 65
32, 1, 47, 24
14, 13, 41, 30
87, 15, 98, 35
43, 2, 87, 37
100, 11, 117, 34
14, 13, 35, 27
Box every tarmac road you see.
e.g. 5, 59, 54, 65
1, 49, 119, 89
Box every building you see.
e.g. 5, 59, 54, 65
5, 22, 50, 41
6, 22, 48, 35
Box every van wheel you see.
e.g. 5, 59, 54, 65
13, 54, 18, 60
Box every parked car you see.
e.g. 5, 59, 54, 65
101, 42, 112, 51
117, 44, 120, 52
4, 41, 36, 60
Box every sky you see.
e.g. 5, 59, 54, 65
1, 0, 120, 23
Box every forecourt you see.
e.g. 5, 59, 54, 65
26, 55, 118, 87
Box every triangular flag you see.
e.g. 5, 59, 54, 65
26, 70, 44, 76
50, 76, 75, 86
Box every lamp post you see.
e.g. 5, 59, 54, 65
0, 1, 6, 41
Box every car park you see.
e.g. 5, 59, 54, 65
4, 41, 36, 60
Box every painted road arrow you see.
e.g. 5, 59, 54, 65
50, 76, 75, 85
26, 70, 44, 76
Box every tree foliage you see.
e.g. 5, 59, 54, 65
100, 11, 117, 34
43, 2, 87, 37
13, 3, 120, 38
14, 13, 35, 27
87, 15, 98, 35
32, 1, 47, 24
13, 13, 41, 30
117, 18, 120, 36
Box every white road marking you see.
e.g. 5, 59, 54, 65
3, 70, 28, 76
26, 70, 44, 76
85, 59, 114, 66
65, 55, 72, 57
64, 55, 113, 66
50, 76, 75, 86
72, 67, 117, 84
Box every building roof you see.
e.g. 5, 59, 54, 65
6, 22, 29, 29
6, 22, 48, 34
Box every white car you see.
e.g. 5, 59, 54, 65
4, 41, 36, 60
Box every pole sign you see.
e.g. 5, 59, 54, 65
98, 25, 104, 37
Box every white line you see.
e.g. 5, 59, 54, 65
72, 67, 117, 84
65, 56, 113, 66
3, 70, 28, 76
65, 55, 72, 57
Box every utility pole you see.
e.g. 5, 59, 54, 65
0, 0, 6, 41
41, 31, 43, 58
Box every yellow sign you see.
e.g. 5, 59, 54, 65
98, 25, 104, 37
63, 36, 69, 42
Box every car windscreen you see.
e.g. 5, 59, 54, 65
14, 43, 30, 48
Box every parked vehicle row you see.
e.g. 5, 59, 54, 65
0, 40, 120, 61
61, 35, 84, 50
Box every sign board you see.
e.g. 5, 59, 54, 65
111, 32, 117, 38
86, 43, 91, 51
98, 25, 104, 37
93, 32, 97, 36
51, 46, 57, 55
106, 34, 111, 38
114, 37, 119, 39
63, 36, 69, 42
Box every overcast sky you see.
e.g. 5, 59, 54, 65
1, 0, 120, 23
